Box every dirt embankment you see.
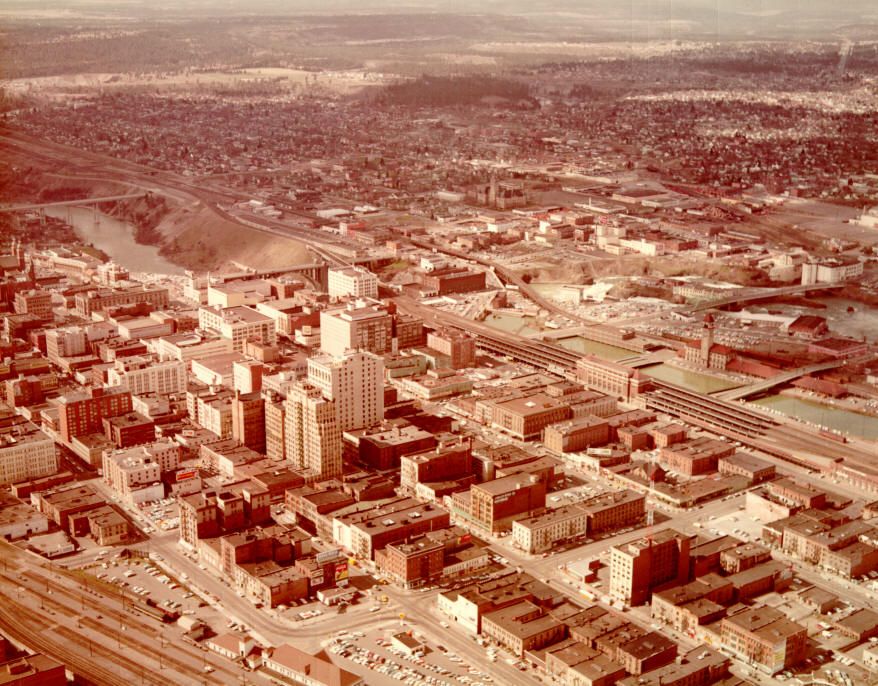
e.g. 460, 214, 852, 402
155, 204, 312, 271
102, 192, 313, 270
526, 255, 773, 288
102, 194, 170, 246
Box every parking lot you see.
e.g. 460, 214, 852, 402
325, 627, 498, 686
135, 497, 180, 534
87, 551, 200, 618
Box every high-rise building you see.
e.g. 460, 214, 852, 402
263, 391, 286, 461
319, 300, 392, 357
328, 266, 379, 300
56, 386, 133, 443
232, 391, 266, 453
284, 383, 341, 480
306, 351, 384, 432
609, 529, 693, 606
233, 359, 263, 394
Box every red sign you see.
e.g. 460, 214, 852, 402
176, 469, 197, 482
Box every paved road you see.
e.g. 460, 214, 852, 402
380, 584, 546, 686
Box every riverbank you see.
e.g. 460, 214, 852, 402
0, 153, 312, 272
752, 392, 878, 441
779, 387, 878, 421
44, 207, 184, 275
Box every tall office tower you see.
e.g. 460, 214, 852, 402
231, 391, 266, 453
283, 383, 342, 480
319, 299, 392, 357
263, 391, 286, 461
306, 350, 384, 432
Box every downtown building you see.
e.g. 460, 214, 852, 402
74, 284, 169, 317
327, 266, 378, 300
0, 419, 57, 485
284, 383, 342, 481
197, 305, 277, 353
306, 351, 384, 432
56, 386, 133, 444
107, 355, 187, 396
609, 529, 693, 606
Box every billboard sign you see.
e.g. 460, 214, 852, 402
317, 549, 341, 565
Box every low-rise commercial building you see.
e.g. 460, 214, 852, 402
512, 490, 644, 554
720, 606, 806, 674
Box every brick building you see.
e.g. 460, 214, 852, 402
609, 529, 693, 606
543, 416, 610, 454
456, 473, 547, 533
375, 537, 444, 589
57, 386, 133, 443
351, 423, 437, 471
421, 268, 486, 296
425, 329, 477, 369
512, 490, 644, 554
718, 453, 776, 484
659, 438, 734, 476
481, 601, 567, 657
720, 606, 807, 674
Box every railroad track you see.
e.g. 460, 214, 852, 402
0, 598, 134, 686
0, 568, 233, 685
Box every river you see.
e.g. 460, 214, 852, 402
556, 336, 633, 361
751, 394, 878, 441
641, 362, 739, 394
45, 206, 184, 275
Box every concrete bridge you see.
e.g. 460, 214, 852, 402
679, 283, 845, 315
0, 193, 148, 214
219, 262, 330, 290
712, 358, 866, 402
